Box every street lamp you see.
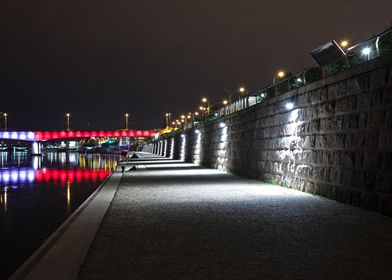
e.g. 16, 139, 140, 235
223, 87, 247, 104
273, 70, 286, 84
340, 40, 349, 49
223, 99, 228, 105
165, 113, 171, 128
66, 113, 71, 131
3, 113, 8, 131
201, 97, 210, 115
125, 113, 129, 130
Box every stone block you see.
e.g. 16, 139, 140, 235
344, 133, 353, 150
338, 81, 347, 97
335, 96, 356, 114
358, 113, 367, 129
309, 119, 320, 133
386, 111, 392, 127
363, 152, 380, 170
309, 89, 322, 104
333, 134, 345, 149
340, 152, 355, 168
312, 166, 324, 181
320, 116, 343, 132
299, 136, 315, 149
328, 83, 339, 99
297, 93, 309, 106
315, 135, 327, 149
375, 171, 392, 193
347, 78, 361, 95
352, 170, 365, 189
370, 68, 387, 89
358, 72, 371, 91
318, 101, 335, 118
371, 89, 383, 108
341, 169, 352, 186
380, 131, 392, 149
305, 181, 315, 193
377, 194, 392, 216
327, 168, 341, 184
343, 114, 359, 130
364, 172, 376, 191
382, 86, 392, 106
367, 111, 385, 128
357, 92, 372, 110
355, 152, 364, 168
322, 151, 335, 166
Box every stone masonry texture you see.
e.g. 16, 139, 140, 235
147, 55, 392, 216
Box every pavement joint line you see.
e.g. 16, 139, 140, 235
9, 168, 123, 280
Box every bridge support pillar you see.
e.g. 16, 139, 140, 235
31, 141, 42, 156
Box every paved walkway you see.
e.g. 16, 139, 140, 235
79, 155, 392, 280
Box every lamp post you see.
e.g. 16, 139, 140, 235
3, 113, 8, 131
223, 87, 247, 103
273, 70, 286, 85
66, 113, 71, 131
165, 113, 171, 128
125, 113, 129, 130
201, 97, 210, 115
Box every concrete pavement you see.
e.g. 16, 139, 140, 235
79, 155, 392, 280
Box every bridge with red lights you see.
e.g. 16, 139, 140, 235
0, 130, 157, 142
0, 130, 157, 155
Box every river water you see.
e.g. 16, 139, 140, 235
0, 152, 119, 279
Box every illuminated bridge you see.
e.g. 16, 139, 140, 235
0, 130, 157, 155
0, 130, 156, 141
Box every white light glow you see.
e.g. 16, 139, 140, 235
219, 122, 226, 128
362, 47, 371, 56
170, 139, 174, 159
194, 130, 202, 164
180, 135, 186, 161
285, 102, 294, 110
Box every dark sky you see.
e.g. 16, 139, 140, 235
1, 0, 391, 130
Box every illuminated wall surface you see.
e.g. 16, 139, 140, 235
0, 130, 156, 141
150, 55, 392, 215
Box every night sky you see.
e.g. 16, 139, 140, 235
1, 0, 391, 130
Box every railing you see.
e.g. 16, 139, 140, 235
193, 29, 392, 126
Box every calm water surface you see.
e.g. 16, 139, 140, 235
0, 152, 119, 279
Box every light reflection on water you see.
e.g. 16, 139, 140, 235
0, 151, 119, 279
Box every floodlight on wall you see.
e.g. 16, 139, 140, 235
285, 102, 294, 110
310, 40, 346, 66
361, 47, 372, 60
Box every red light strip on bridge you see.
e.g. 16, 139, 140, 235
34, 130, 156, 141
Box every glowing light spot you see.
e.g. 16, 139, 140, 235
362, 47, 371, 56
285, 102, 294, 110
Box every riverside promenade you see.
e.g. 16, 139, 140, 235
12, 153, 392, 280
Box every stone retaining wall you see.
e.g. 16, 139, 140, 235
145, 55, 392, 215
